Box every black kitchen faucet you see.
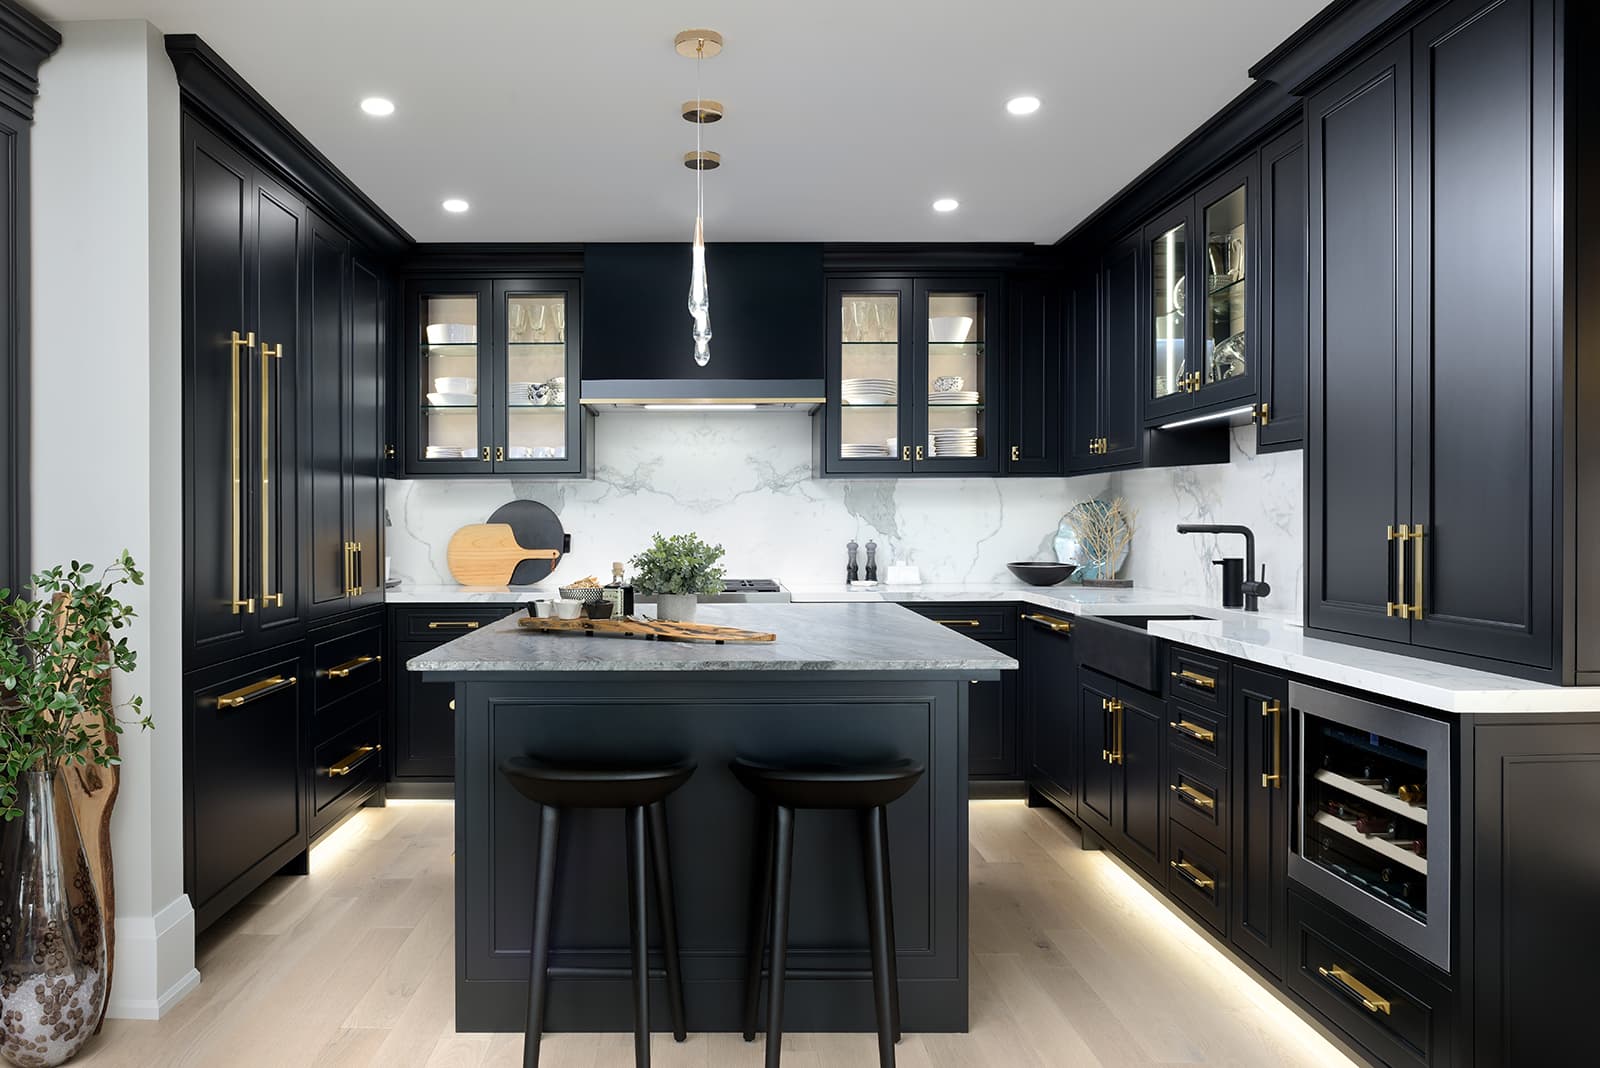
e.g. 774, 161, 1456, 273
1176, 524, 1272, 611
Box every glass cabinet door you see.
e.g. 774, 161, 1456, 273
915, 277, 1001, 474
1149, 209, 1191, 411
826, 277, 912, 474
409, 281, 493, 474
494, 279, 581, 474
1202, 183, 1248, 389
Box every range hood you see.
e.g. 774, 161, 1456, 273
581, 243, 824, 411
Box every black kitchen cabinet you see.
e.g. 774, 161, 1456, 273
1068, 232, 1143, 472
1077, 668, 1164, 881
401, 275, 587, 477
969, 649, 1018, 779
1004, 272, 1064, 475
1255, 126, 1306, 451
821, 274, 1004, 476
182, 117, 310, 667
307, 609, 386, 838
1230, 665, 1289, 980
1021, 609, 1078, 813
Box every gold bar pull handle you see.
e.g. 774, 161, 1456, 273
1170, 668, 1217, 691
325, 654, 381, 679
1021, 613, 1072, 634
229, 330, 256, 615
427, 620, 481, 630
933, 619, 982, 628
352, 542, 365, 597
1106, 699, 1125, 765
1170, 781, 1216, 812
1261, 699, 1283, 788
327, 744, 382, 778
1386, 524, 1409, 618
216, 674, 296, 709
259, 341, 284, 609
1409, 523, 1424, 621
1318, 965, 1392, 1015
1169, 719, 1216, 744
1170, 859, 1215, 891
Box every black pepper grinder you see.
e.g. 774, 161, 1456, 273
847, 539, 860, 583
865, 540, 878, 582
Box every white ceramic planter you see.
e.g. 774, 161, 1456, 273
655, 594, 698, 622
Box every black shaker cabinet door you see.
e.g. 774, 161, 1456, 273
1099, 231, 1144, 469
1077, 671, 1117, 838
1066, 272, 1102, 472
1022, 612, 1078, 809
1407, 0, 1553, 670
1005, 273, 1064, 476
1257, 126, 1307, 452
1230, 666, 1289, 980
1306, 38, 1413, 645
348, 255, 386, 609
1116, 685, 1165, 882
968, 672, 1017, 780
306, 215, 352, 616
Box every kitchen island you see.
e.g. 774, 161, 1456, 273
409, 601, 1015, 1034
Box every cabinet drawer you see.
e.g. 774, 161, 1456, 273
397, 605, 516, 641
1167, 822, 1228, 936
313, 621, 385, 711
1286, 889, 1452, 1068
1166, 646, 1228, 710
904, 603, 1016, 641
313, 713, 385, 819
1166, 699, 1228, 764
1168, 747, 1229, 850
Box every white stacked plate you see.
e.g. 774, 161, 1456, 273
507, 382, 536, 405
426, 392, 477, 407
424, 446, 478, 459
929, 391, 981, 406
842, 377, 898, 405
930, 428, 979, 457
841, 443, 892, 458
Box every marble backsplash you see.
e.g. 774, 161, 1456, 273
386, 413, 1303, 615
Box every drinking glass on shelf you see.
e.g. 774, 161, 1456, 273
552, 302, 566, 343
845, 301, 865, 343
530, 304, 547, 343
870, 303, 887, 343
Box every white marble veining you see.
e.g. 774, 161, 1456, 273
386, 412, 1301, 611
406, 602, 1018, 675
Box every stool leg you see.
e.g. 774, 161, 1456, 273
625, 805, 651, 1068
764, 805, 796, 1068
741, 804, 775, 1042
524, 804, 561, 1068
646, 801, 688, 1042
877, 805, 903, 1045
860, 806, 897, 1067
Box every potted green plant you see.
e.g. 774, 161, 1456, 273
0, 553, 149, 1067
629, 533, 727, 622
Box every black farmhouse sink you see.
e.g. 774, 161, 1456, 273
1074, 614, 1215, 690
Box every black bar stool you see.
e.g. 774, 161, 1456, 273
731, 756, 925, 1068
498, 756, 696, 1068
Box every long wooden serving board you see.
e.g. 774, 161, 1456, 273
516, 615, 776, 644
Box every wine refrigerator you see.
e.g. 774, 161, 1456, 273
1288, 683, 1451, 970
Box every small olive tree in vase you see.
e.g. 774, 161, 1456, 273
1066, 497, 1138, 588
629, 533, 727, 622
0, 553, 149, 1067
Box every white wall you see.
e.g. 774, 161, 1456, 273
387, 413, 1304, 614
32, 20, 195, 1019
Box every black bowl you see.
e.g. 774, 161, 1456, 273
1007, 561, 1078, 587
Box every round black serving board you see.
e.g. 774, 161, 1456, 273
487, 500, 568, 584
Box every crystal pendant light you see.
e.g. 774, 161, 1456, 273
677, 30, 723, 367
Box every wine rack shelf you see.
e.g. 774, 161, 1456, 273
1312, 768, 1428, 824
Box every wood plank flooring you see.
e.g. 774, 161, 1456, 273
74, 800, 1359, 1067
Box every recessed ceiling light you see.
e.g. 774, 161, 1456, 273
932, 198, 959, 213
1006, 95, 1041, 116
359, 97, 395, 117
442, 198, 470, 213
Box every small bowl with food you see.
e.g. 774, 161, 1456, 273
558, 576, 608, 604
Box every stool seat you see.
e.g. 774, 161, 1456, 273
730, 757, 923, 810
500, 756, 695, 809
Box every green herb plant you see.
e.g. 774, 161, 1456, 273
0, 552, 150, 821
628, 533, 727, 597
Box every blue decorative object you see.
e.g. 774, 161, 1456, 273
1057, 501, 1130, 582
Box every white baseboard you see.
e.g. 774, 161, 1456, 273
105, 894, 200, 1020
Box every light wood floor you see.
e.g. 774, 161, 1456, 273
74, 800, 1358, 1067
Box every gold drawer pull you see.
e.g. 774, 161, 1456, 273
1171, 668, 1217, 691
1170, 859, 1215, 891
326, 654, 381, 679
933, 619, 982, 628
1171, 781, 1216, 811
428, 620, 481, 630
1169, 719, 1216, 744
1318, 965, 1392, 1015
327, 744, 382, 778
1021, 613, 1072, 633
1261, 699, 1283, 788
216, 675, 297, 709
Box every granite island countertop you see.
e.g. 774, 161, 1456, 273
406, 601, 1018, 677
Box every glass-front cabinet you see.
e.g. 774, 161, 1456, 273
822, 274, 1002, 476
403, 276, 584, 477
1143, 159, 1258, 425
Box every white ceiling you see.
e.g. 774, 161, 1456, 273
32, 0, 1327, 243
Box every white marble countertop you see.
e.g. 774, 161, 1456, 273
406, 602, 1018, 676
388, 581, 1600, 712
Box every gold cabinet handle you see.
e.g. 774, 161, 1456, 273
229, 330, 256, 615
1171, 781, 1216, 811
1170, 858, 1215, 891
1258, 402, 1270, 426
259, 340, 284, 609
1169, 719, 1215, 744
901, 445, 911, 461
1318, 965, 1392, 1015
353, 542, 365, 597
343, 541, 357, 597
481, 446, 492, 462
1106, 698, 1125, 764
1410, 523, 1425, 621
1386, 524, 1409, 618
915, 445, 925, 461
216, 674, 296, 709
1021, 613, 1072, 633
325, 654, 381, 679
327, 744, 382, 778
428, 620, 481, 630
933, 619, 982, 628
1170, 668, 1217, 691
496, 445, 506, 462
1261, 699, 1283, 788
1010, 445, 1019, 462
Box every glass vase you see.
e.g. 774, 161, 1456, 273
0, 770, 106, 1067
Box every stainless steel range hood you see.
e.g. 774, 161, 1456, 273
581, 243, 824, 412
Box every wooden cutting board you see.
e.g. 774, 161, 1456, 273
517, 615, 776, 644
448, 523, 561, 585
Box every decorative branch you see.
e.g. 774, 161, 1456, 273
1066, 497, 1139, 579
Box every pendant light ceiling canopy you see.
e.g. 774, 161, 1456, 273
678, 28, 722, 367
